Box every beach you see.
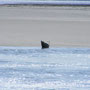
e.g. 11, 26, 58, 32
0, 5, 90, 90
0, 6, 90, 47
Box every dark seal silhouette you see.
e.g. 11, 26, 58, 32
41, 41, 49, 49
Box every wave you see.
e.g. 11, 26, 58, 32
0, 47, 90, 55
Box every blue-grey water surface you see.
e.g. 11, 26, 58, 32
0, 0, 90, 5
0, 47, 90, 90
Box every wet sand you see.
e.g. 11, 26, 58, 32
0, 6, 90, 47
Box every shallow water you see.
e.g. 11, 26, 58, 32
0, 46, 90, 90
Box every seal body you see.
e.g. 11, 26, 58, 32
41, 41, 49, 49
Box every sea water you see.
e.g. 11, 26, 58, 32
0, 46, 90, 90
0, 0, 90, 5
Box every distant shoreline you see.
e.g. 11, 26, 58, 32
0, 4, 90, 8
0, 1, 90, 7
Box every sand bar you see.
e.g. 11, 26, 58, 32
0, 6, 90, 47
